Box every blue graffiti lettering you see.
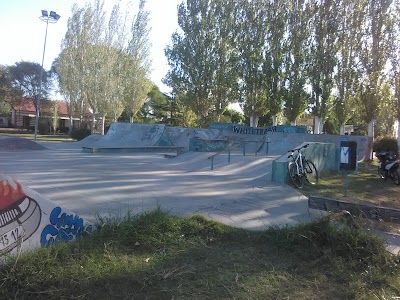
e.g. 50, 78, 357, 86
40, 207, 92, 247
232, 125, 280, 135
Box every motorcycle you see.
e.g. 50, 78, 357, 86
376, 151, 400, 185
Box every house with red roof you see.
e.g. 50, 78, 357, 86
9, 97, 81, 133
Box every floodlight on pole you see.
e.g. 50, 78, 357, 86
34, 10, 60, 142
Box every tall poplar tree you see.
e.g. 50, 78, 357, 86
334, 0, 363, 135
390, 0, 400, 152
165, 0, 216, 125
57, 0, 152, 134
236, 0, 269, 127
263, 0, 286, 126
124, 0, 152, 123
358, 0, 394, 160
283, 0, 310, 125
210, 0, 238, 121
308, 0, 340, 134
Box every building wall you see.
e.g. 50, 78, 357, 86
11, 108, 81, 131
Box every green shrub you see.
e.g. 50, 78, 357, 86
38, 123, 50, 135
70, 128, 91, 141
58, 127, 69, 134
373, 136, 399, 154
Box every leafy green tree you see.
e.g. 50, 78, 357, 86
390, 0, 400, 153
209, 0, 239, 121
374, 82, 397, 137
147, 85, 170, 122
165, 0, 216, 125
334, 0, 363, 135
7, 61, 51, 111
358, 0, 394, 160
283, 0, 310, 125
124, 0, 152, 123
222, 108, 244, 124
307, 0, 340, 134
0, 66, 18, 116
57, 0, 152, 134
263, 0, 286, 126
0, 66, 18, 101
57, 4, 99, 132
236, 0, 269, 127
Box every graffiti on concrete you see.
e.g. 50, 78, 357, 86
233, 125, 274, 135
41, 206, 92, 247
189, 138, 228, 152
0, 175, 42, 254
190, 139, 203, 151
209, 123, 308, 135
233, 125, 308, 135
142, 124, 164, 142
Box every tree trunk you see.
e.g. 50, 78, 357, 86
272, 115, 277, 126
130, 112, 134, 123
250, 114, 259, 127
363, 119, 374, 161
314, 116, 323, 134
100, 115, 106, 135
340, 125, 345, 135
68, 116, 73, 135
290, 120, 296, 126
91, 113, 95, 134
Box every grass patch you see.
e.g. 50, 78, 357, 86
0, 133, 75, 143
302, 162, 400, 209
0, 209, 399, 299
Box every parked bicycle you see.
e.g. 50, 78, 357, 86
287, 144, 318, 188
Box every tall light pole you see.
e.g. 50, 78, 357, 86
34, 10, 60, 142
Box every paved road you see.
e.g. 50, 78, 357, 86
0, 142, 317, 230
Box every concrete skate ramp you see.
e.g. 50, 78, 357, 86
85, 123, 166, 147
162, 127, 223, 148
77, 134, 103, 146
0, 137, 48, 151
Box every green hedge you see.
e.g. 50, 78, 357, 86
373, 136, 399, 154
70, 128, 91, 141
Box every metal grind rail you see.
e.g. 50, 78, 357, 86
208, 144, 232, 170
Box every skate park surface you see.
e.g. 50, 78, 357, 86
1, 122, 399, 254
0, 138, 316, 231
0, 144, 316, 231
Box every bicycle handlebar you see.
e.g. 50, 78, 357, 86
287, 143, 309, 153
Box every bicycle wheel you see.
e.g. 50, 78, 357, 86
288, 161, 303, 188
378, 164, 386, 179
304, 159, 318, 185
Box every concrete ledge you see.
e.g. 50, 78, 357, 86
82, 146, 185, 154
309, 196, 400, 224
271, 156, 290, 184
271, 142, 336, 184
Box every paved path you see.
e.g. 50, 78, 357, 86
0, 142, 316, 230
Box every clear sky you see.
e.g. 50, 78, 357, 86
0, 0, 182, 95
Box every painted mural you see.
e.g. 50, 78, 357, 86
208, 123, 308, 135
41, 207, 92, 247
189, 138, 229, 152
0, 173, 93, 256
0, 175, 42, 255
